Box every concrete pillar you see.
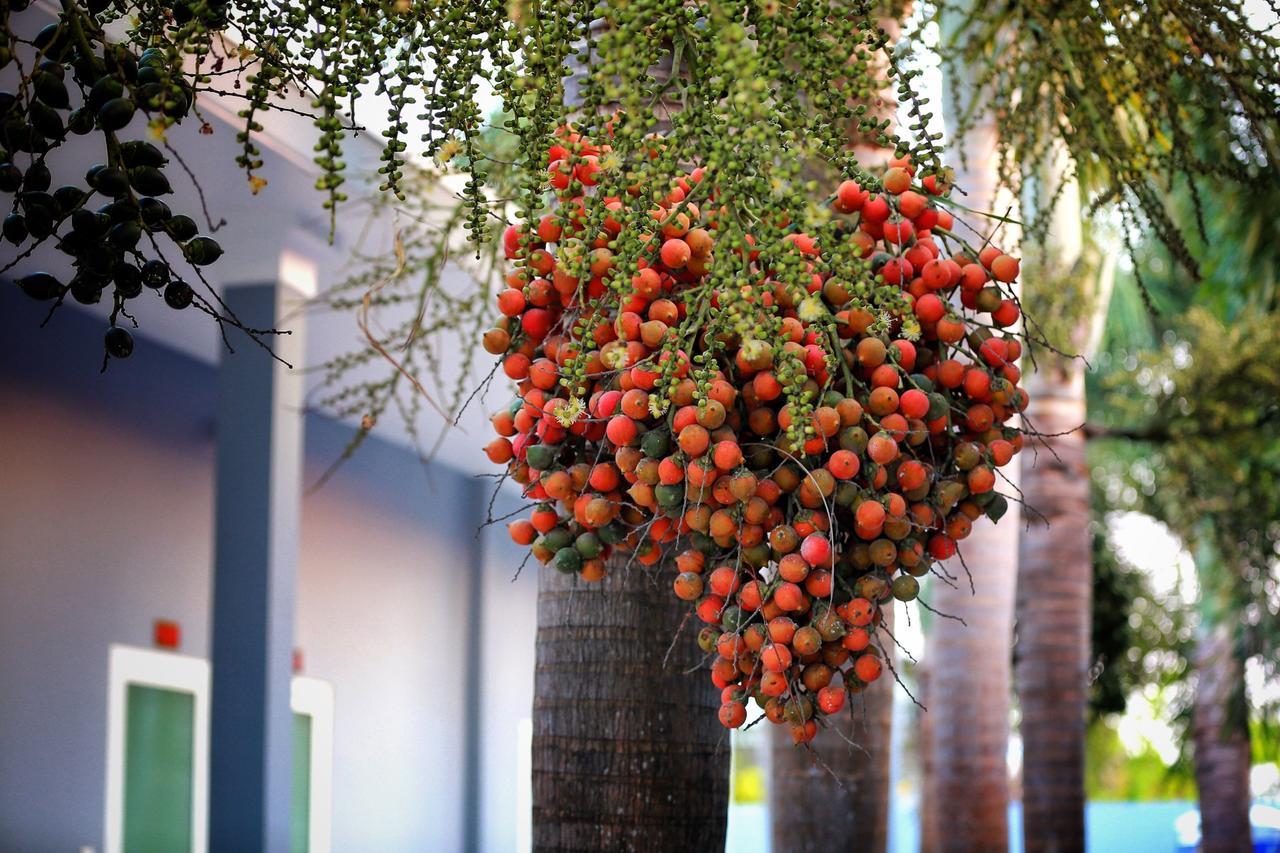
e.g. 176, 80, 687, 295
208, 281, 306, 852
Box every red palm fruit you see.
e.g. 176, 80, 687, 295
827, 449, 860, 480
696, 595, 726, 624
817, 685, 846, 715
761, 644, 793, 673
508, 519, 536, 545
773, 582, 806, 612
708, 565, 742, 598
768, 617, 798, 645
867, 433, 899, 464
778, 553, 810, 583
854, 654, 883, 683
842, 627, 871, 652
899, 388, 930, 419
799, 533, 832, 567
719, 702, 747, 729
804, 570, 833, 598
673, 572, 704, 601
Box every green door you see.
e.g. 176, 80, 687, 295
122, 685, 195, 853
291, 712, 313, 853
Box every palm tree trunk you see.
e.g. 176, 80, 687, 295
917, 664, 938, 853
532, 555, 730, 851
1016, 368, 1090, 853
769, 606, 895, 853
923, 13, 1020, 846
925, 505, 1019, 852
1192, 624, 1252, 853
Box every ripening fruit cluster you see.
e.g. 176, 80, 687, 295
485, 127, 1028, 740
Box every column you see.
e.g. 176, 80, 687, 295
208, 280, 306, 852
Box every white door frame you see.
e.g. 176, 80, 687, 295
103, 644, 210, 853
290, 676, 334, 853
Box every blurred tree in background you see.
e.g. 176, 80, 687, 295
1088, 107, 1280, 844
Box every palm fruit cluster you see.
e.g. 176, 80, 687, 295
484, 123, 1028, 739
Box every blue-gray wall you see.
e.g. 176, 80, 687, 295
0, 288, 536, 851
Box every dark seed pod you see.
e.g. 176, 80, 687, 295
139, 48, 167, 69
113, 265, 143, 299
99, 199, 138, 222
121, 140, 166, 168
136, 66, 163, 87
22, 162, 51, 192
70, 273, 105, 305
140, 259, 170, 289
166, 214, 198, 241
164, 279, 194, 310
0, 162, 22, 193
2, 119, 40, 154
0, 92, 16, 116
183, 236, 224, 266
56, 231, 85, 255
72, 208, 110, 237
19, 190, 57, 215
17, 272, 64, 301
28, 102, 66, 140
33, 23, 71, 62
82, 242, 119, 275
164, 87, 192, 119
139, 197, 171, 226
72, 53, 106, 87
110, 46, 139, 83
97, 98, 136, 132
135, 83, 164, 109
128, 166, 171, 196
2, 212, 27, 244
99, 199, 139, 223
25, 207, 55, 239
108, 220, 142, 249
105, 326, 134, 359
91, 166, 130, 197
88, 78, 124, 112
67, 107, 95, 135
33, 70, 70, 109
52, 184, 86, 214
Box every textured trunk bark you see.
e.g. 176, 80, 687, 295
1016, 369, 1090, 853
769, 606, 895, 853
917, 665, 938, 853
1192, 625, 1253, 853
532, 555, 730, 852
923, 18, 1020, 844
925, 506, 1019, 852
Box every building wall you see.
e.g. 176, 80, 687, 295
0, 290, 535, 851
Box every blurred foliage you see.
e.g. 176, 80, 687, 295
1089, 520, 1191, 722
1084, 57, 1280, 757
1018, 235, 1103, 372
1085, 717, 1197, 801
1093, 303, 1280, 720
